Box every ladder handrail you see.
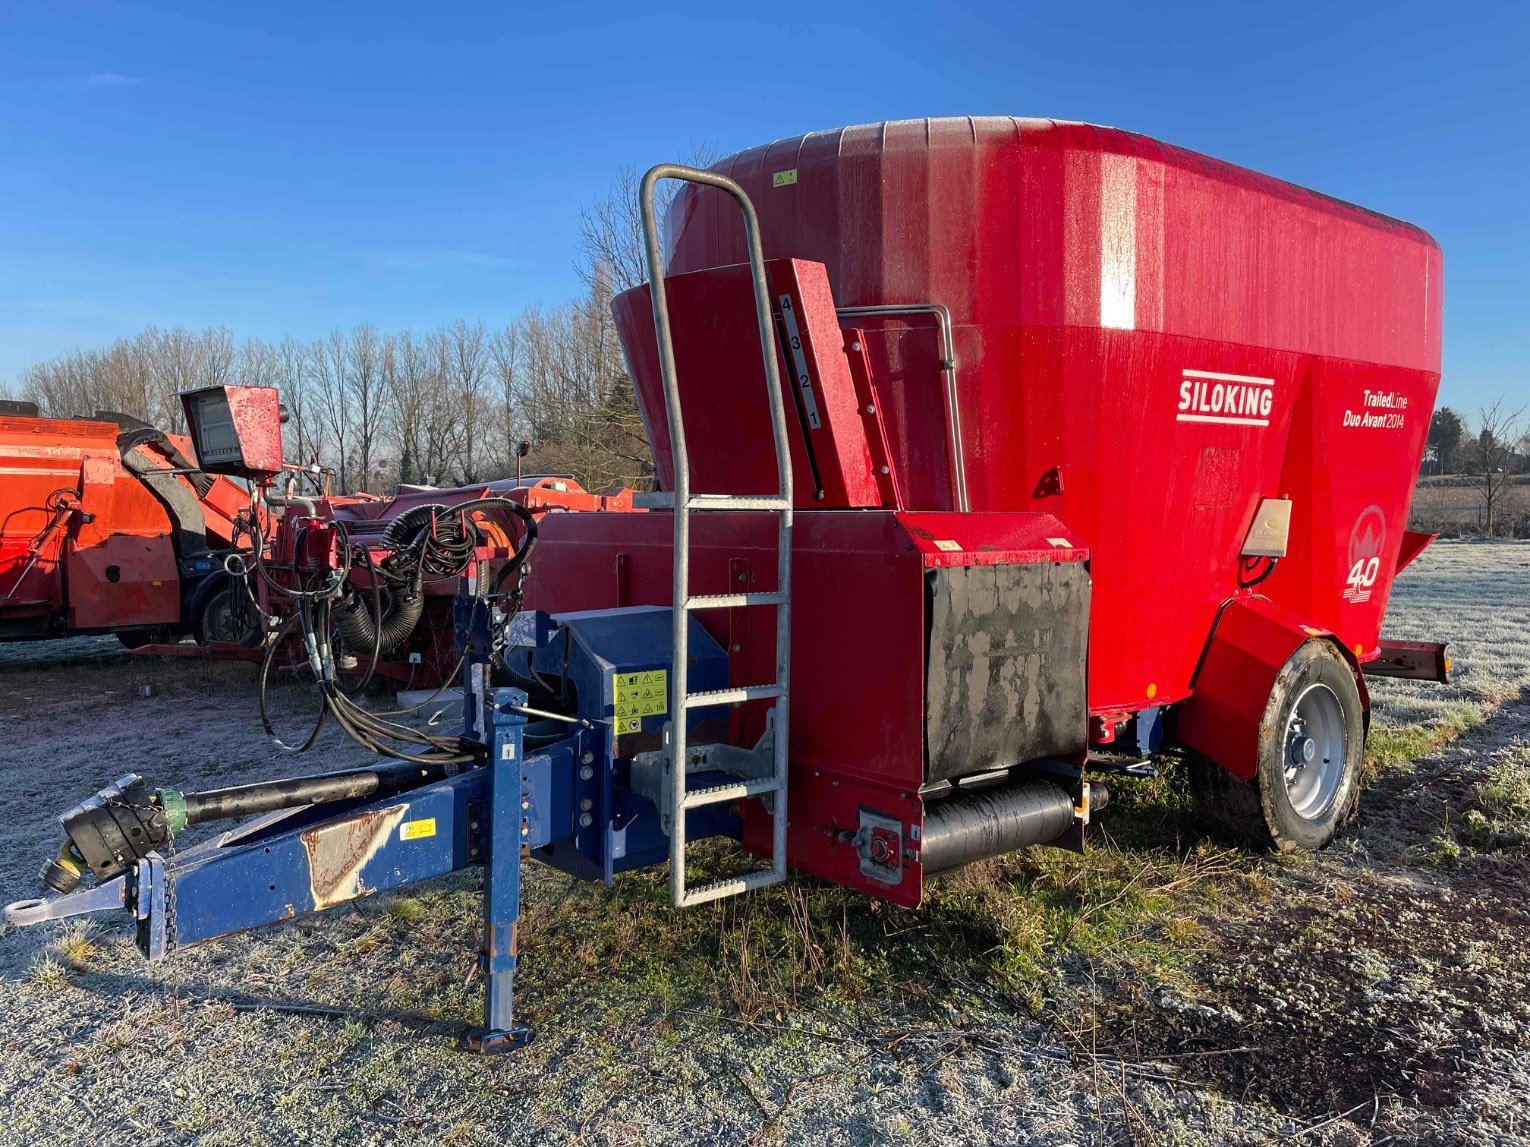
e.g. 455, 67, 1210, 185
638, 163, 794, 908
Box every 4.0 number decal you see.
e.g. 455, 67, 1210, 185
1344, 556, 1380, 598
1342, 505, 1387, 605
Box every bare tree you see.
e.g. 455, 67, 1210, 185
576, 145, 719, 294
311, 332, 352, 492
511, 268, 650, 492
1463, 398, 1528, 536
271, 338, 324, 468
346, 323, 387, 492
488, 321, 531, 476
237, 337, 280, 389
549, 147, 715, 490
442, 320, 489, 484
18, 325, 237, 429
385, 331, 431, 486
149, 326, 234, 429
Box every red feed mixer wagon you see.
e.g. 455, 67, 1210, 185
533, 115, 1448, 882
5, 119, 1452, 1049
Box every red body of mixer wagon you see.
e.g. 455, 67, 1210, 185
515, 119, 1445, 905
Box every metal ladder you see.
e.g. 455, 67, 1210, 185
638, 163, 793, 909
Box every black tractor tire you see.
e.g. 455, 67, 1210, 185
197, 587, 263, 648
1187, 639, 1365, 852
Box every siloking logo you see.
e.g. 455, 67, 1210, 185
1177, 369, 1275, 428
1343, 505, 1387, 605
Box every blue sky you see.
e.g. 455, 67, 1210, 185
0, 1, 1524, 411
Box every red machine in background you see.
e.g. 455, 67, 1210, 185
204, 471, 637, 690
312, 477, 638, 685
0, 400, 255, 648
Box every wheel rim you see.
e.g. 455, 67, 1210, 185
1282, 682, 1347, 820
206, 591, 258, 645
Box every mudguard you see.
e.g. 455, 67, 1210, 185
1176, 596, 1366, 781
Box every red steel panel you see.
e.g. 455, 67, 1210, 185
613, 258, 880, 508
524, 508, 1092, 903
655, 118, 1442, 719
225, 386, 285, 476
0, 415, 179, 630
524, 509, 927, 790
896, 510, 1087, 568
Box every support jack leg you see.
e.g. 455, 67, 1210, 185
461, 688, 535, 1056
462, 1022, 535, 1054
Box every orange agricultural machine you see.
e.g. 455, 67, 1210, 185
0, 400, 253, 647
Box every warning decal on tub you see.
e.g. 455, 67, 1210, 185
400, 818, 437, 841
614, 669, 668, 722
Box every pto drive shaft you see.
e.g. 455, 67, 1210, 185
42, 764, 451, 894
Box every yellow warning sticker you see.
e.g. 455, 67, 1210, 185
933, 539, 962, 552
400, 818, 437, 841
772, 168, 798, 188
613, 669, 668, 723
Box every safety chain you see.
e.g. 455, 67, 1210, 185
163, 820, 178, 955
100, 795, 179, 976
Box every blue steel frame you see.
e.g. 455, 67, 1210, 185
8, 600, 750, 1052
467, 687, 533, 1051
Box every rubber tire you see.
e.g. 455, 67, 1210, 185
197, 587, 263, 648
1187, 640, 1365, 852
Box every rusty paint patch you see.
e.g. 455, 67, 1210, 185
300, 805, 408, 911
487, 921, 518, 959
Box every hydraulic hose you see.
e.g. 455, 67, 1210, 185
251, 490, 537, 766
331, 581, 425, 655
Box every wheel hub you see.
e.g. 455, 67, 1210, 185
1288, 734, 1317, 767
1281, 683, 1347, 820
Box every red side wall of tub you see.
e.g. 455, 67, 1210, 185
660, 118, 1442, 715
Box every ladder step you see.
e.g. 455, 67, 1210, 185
681, 776, 782, 809
682, 684, 785, 709
677, 869, 783, 908
686, 494, 792, 511
685, 591, 786, 610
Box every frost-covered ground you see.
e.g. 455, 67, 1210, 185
0, 542, 1524, 1145
1370, 540, 1530, 729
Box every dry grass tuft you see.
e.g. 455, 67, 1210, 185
48, 920, 102, 966
1366, 702, 1486, 776
1459, 748, 1530, 851
1476, 749, 1530, 819
26, 954, 70, 990
385, 896, 429, 926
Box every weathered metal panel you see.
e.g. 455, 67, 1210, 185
924, 560, 1089, 784
300, 805, 409, 910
